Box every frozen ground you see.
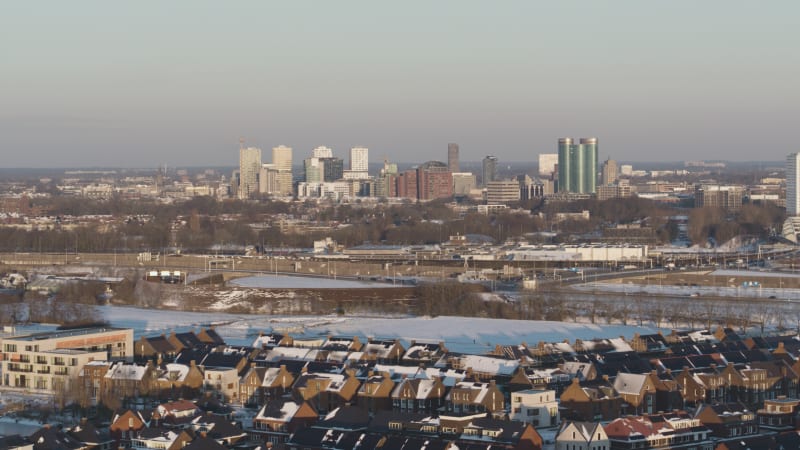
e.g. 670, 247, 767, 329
230, 275, 393, 289
98, 306, 654, 354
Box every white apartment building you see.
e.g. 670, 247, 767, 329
538, 153, 558, 177
510, 389, 560, 428
350, 147, 369, 172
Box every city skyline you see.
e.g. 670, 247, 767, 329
2, 1, 799, 168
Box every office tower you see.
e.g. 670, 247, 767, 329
787, 153, 800, 215
272, 145, 293, 196
350, 147, 369, 172
321, 157, 344, 182
238, 146, 262, 199
304, 157, 324, 183
312, 146, 333, 158
482, 156, 498, 186
602, 158, 618, 185
557, 137, 598, 194
448, 143, 460, 172
538, 153, 558, 177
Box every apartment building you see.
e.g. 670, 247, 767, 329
0, 327, 133, 393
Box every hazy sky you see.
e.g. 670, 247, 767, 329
2, 1, 799, 167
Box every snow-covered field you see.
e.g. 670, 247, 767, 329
576, 281, 800, 300
98, 306, 654, 354
230, 275, 393, 289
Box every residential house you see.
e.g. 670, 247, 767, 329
694, 403, 758, 441
356, 372, 395, 415
613, 372, 656, 415
196, 327, 225, 346
133, 334, 177, 363
189, 413, 247, 447
402, 341, 447, 366
560, 377, 622, 422
68, 417, 114, 450
251, 399, 318, 447
445, 380, 504, 416
604, 412, 713, 450
154, 361, 205, 398
152, 399, 201, 429
239, 363, 294, 406
28, 425, 83, 450
109, 410, 149, 448
130, 429, 193, 450
391, 376, 447, 413
757, 396, 800, 431
454, 417, 543, 450
103, 361, 159, 401
292, 370, 361, 414
556, 421, 609, 450
362, 338, 405, 364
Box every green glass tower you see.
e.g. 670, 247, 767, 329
557, 137, 598, 193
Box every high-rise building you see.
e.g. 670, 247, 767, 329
272, 145, 293, 196
602, 158, 618, 186
350, 147, 369, 172
788, 153, 800, 216
321, 157, 344, 182
304, 157, 324, 183
482, 156, 498, 186
448, 143, 460, 173
557, 138, 598, 194
538, 153, 558, 177
238, 146, 262, 199
312, 146, 333, 158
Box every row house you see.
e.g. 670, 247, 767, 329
756, 396, 800, 431
604, 412, 713, 450
356, 371, 395, 414
560, 377, 622, 422
390, 376, 447, 413
361, 338, 405, 364
402, 341, 448, 366
292, 370, 361, 414
613, 372, 656, 416
445, 380, 504, 416
694, 403, 758, 441
239, 364, 294, 406
556, 421, 609, 450
440, 353, 519, 383
251, 398, 318, 447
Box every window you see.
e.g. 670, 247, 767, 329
389, 422, 402, 430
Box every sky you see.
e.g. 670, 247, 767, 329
1, 1, 799, 168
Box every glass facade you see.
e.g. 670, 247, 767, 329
558, 137, 598, 194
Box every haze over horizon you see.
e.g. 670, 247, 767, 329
2, 1, 798, 168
